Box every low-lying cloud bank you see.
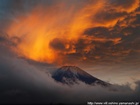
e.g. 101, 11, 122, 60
0, 45, 140, 104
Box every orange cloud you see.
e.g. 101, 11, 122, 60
112, 0, 139, 13
5, 0, 139, 65
6, 1, 106, 64
82, 35, 121, 44
92, 0, 140, 27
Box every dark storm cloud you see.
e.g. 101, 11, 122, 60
109, 0, 139, 11
94, 10, 127, 26
88, 0, 139, 28
132, 14, 140, 26
72, 0, 140, 65
49, 38, 66, 51
84, 27, 110, 37
60, 0, 140, 66
0, 32, 21, 47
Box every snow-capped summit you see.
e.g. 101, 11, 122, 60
52, 66, 110, 86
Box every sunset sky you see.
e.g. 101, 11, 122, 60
0, 0, 140, 87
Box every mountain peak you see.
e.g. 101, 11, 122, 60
59, 66, 81, 71
59, 66, 80, 71
52, 66, 110, 86
57, 66, 88, 75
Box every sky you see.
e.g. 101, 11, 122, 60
0, 0, 140, 104
0, 0, 139, 65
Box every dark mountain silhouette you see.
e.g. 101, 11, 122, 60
52, 66, 110, 86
